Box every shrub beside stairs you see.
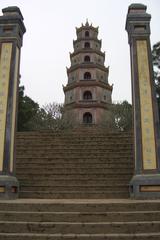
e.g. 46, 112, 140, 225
0, 130, 160, 239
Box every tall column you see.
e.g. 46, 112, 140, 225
126, 4, 160, 198
0, 7, 26, 199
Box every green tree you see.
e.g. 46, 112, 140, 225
18, 87, 75, 131
112, 101, 132, 131
30, 102, 63, 130
17, 86, 40, 131
152, 41, 160, 116
100, 101, 132, 131
25, 102, 74, 131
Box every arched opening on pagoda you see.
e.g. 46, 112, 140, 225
84, 72, 91, 80
83, 112, 92, 124
84, 42, 90, 48
83, 91, 92, 100
84, 55, 90, 62
85, 31, 89, 37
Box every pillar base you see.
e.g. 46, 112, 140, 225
129, 174, 160, 199
0, 175, 19, 199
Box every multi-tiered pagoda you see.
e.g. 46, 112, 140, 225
63, 20, 113, 124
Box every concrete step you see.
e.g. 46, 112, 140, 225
17, 173, 133, 179
16, 150, 132, 155
16, 157, 133, 163
16, 168, 133, 174
16, 137, 133, 142
0, 210, 160, 222
19, 191, 129, 199
16, 135, 132, 139
17, 141, 133, 146
17, 179, 130, 186
19, 185, 129, 192
16, 137, 132, 140
16, 145, 133, 150
0, 232, 160, 240
16, 162, 133, 167
16, 141, 133, 144
16, 141, 132, 146
17, 154, 133, 159
16, 133, 132, 138
0, 200, 160, 212
16, 163, 133, 169
17, 175, 132, 182
0, 221, 160, 234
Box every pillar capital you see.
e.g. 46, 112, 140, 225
2, 6, 24, 18
125, 4, 151, 44
0, 6, 26, 47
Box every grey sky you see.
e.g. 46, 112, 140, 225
1, 0, 160, 106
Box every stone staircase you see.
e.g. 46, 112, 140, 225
15, 130, 134, 199
0, 129, 160, 239
0, 199, 160, 239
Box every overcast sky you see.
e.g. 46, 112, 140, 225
1, 0, 160, 106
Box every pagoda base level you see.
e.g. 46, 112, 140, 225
0, 175, 19, 199
129, 174, 160, 199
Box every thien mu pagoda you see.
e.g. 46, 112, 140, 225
63, 20, 113, 124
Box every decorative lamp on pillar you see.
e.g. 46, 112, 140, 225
126, 4, 160, 198
0, 7, 26, 199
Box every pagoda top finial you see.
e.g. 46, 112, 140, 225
85, 18, 89, 26
76, 21, 99, 34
